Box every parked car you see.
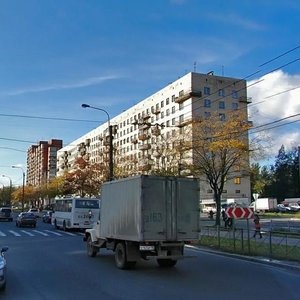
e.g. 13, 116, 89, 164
0, 246, 8, 290
0, 207, 13, 222
276, 204, 292, 213
289, 203, 300, 212
42, 211, 52, 223
16, 212, 37, 228
27, 208, 41, 218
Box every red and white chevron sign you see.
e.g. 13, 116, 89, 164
225, 207, 254, 219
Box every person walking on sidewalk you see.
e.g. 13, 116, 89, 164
253, 214, 262, 238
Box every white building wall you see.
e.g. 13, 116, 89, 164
57, 72, 251, 202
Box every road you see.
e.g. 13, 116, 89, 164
0, 218, 300, 300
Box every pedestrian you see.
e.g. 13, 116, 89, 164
253, 214, 262, 238
209, 210, 214, 220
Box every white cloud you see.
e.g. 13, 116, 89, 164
3, 75, 120, 96
248, 70, 300, 161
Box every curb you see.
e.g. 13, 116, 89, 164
186, 245, 300, 272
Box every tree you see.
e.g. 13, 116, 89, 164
262, 145, 300, 201
189, 112, 252, 226
62, 157, 104, 197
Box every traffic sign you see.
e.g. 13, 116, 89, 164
225, 207, 254, 219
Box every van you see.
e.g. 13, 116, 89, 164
0, 207, 13, 222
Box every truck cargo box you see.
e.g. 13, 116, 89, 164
99, 175, 199, 242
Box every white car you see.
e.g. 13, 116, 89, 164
276, 204, 291, 213
289, 203, 300, 212
27, 208, 41, 218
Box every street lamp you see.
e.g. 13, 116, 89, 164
1, 175, 12, 207
81, 103, 114, 181
12, 166, 25, 211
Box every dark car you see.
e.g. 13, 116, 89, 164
0, 207, 13, 222
0, 246, 8, 291
42, 211, 52, 223
16, 212, 37, 228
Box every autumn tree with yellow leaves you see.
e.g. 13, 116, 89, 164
189, 112, 252, 225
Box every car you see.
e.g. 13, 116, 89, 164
0, 207, 13, 222
276, 204, 292, 213
27, 208, 41, 218
0, 246, 8, 291
289, 203, 300, 212
16, 212, 37, 228
42, 211, 52, 223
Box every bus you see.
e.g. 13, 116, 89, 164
51, 197, 100, 231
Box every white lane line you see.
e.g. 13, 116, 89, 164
59, 231, 76, 236
20, 230, 35, 236
9, 230, 21, 237
44, 230, 63, 236
0, 231, 6, 236
32, 230, 49, 236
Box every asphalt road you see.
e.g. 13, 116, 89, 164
0, 218, 300, 300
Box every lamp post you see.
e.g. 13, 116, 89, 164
81, 104, 114, 181
12, 166, 25, 211
1, 175, 12, 207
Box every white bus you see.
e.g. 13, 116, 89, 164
52, 197, 100, 231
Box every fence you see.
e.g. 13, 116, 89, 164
199, 225, 300, 262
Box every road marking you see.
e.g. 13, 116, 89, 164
58, 231, 76, 236
44, 230, 63, 236
32, 230, 49, 236
0, 231, 6, 236
20, 230, 35, 236
9, 230, 21, 236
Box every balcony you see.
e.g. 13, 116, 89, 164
175, 117, 193, 127
139, 143, 151, 151
151, 127, 161, 136
239, 96, 252, 104
175, 90, 202, 104
138, 133, 150, 141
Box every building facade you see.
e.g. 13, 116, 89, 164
27, 139, 63, 186
57, 72, 252, 202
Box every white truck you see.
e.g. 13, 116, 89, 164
249, 198, 277, 212
83, 175, 200, 269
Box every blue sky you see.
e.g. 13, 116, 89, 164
0, 0, 300, 186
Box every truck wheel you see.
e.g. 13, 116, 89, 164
87, 236, 98, 257
157, 259, 177, 268
115, 243, 129, 269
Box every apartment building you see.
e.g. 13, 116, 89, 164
57, 72, 251, 202
27, 139, 63, 186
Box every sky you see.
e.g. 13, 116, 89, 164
0, 0, 300, 186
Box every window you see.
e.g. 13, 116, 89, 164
234, 177, 241, 185
179, 114, 184, 123
166, 98, 170, 105
219, 101, 225, 109
204, 99, 211, 107
204, 112, 211, 119
219, 113, 225, 121
166, 120, 170, 127
172, 118, 175, 125
161, 111, 164, 118
179, 90, 184, 97
204, 87, 210, 95
172, 106, 175, 113
232, 90, 238, 99
179, 102, 184, 110
218, 89, 225, 97
172, 95, 175, 102
161, 100, 164, 108
166, 109, 170, 116
232, 102, 238, 110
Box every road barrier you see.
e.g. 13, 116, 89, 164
199, 225, 300, 262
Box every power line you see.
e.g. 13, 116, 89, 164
0, 113, 100, 123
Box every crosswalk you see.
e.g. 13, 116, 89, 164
0, 229, 84, 238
